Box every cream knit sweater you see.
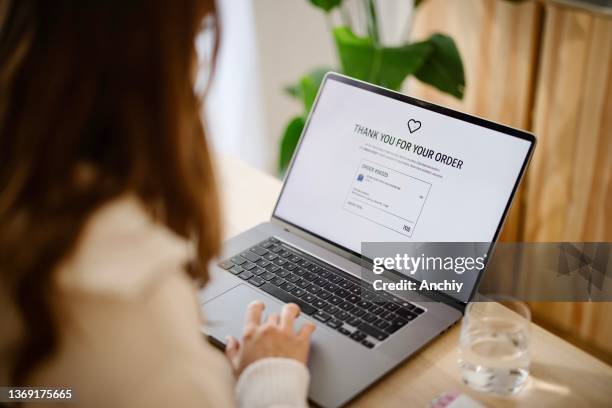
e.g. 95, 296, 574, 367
3, 196, 309, 407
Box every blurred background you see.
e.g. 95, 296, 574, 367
203, 0, 611, 362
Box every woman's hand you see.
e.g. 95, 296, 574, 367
225, 301, 316, 376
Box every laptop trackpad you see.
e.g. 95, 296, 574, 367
202, 284, 309, 345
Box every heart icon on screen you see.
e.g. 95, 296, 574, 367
407, 119, 421, 133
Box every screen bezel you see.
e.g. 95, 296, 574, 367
271, 72, 536, 305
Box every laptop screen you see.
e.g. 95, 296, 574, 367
274, 74, 533, 262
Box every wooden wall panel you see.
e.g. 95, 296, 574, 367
408, 0, 542, 241
525, 4, 612, 361
408, 0, 612, 361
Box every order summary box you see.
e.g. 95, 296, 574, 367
343, 159, 431, 238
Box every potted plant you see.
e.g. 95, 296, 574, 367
279, 0, 466, 174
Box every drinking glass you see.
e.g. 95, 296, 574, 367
458, 298, 531, 395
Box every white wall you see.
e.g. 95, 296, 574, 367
203, 0, 414, 174
204, 0, 335, 174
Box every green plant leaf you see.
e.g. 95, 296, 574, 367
279, 116, 306, 174
308, 0, 342, 12
333, 26, 431, 90
414, 33, 465, 99
284, 67, 331, 112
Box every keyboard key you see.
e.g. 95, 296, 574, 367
374, 319, 390, 330
285, 263, 298, 271
307, 285, 322, 294
314, 311, 331, 323
338, 327, 351, 336
313, 300, 327, 309
346, 316, 361, 326
361, 340, 375, 349
252, 268, 266, 276
327, 319, 343, 329
263, 253, 278, 261
413, 307, 425, 315
288, 255, 301, 263
286, 273, 300, 283
356, 301, 373, 310
261, 241, 275, 249
251, 247, 268, 256
271, 277, 285, 286
362, 291, 377, 301
219, 260, 234, 270
239, 271, 253, 280
242, 252, 260, 263
381, 311, 396, 320
339, 301, 354, 312
303, 272, 317, 282
362, 313, 377, 323
346, 294, 360, 303
291, 288, 306, 297
385, 317, 409, 334
357, 322, 388, 341
383, 302, 400, 311
352, 308, 365, 317
279, 250, 292, 258
280, 282, 296, 292
324, 305, 338, 314
336, 289, 350, 298
318, 290, 332, 300
265, 264, 281, 272
396, 308, 417, 320
256, 259, 271, 267
231, 256, 247, 265
229, 265, 244, 275
243, 262, 257, 271
262, 271, 275, 280
260, 283, 316, 315
319, 270, 332, 278
294, 268, 307, 276
323, 283, 337, 292
248, 276, 265, 287
370, 306, 387, 316
276, 269, 290, 278
296, 259, 309, 267
302, 293, 317, 304
335, 310, 350, 321
350, 331, 366, 342
274, 258, 288, 266
328, 274, 341, 283
314, 277, 327, 286
297, 279, 311, 289
329, 296, 343, 305
339, 280, 353, 289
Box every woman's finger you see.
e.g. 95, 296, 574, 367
224, 335, 240, 361
267, 313, 280, 325
280, 303, 300, 331
244, 300, 265, 328
297, 322, 316, 340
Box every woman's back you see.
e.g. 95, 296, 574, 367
16, 196, 235, 407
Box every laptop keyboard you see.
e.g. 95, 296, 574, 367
218, 238, 425, 349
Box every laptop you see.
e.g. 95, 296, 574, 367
201, 73, 535, 407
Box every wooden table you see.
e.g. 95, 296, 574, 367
216, 154, 612, 407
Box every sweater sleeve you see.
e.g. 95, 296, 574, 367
235, 358, 310, 408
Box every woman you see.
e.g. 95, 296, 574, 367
0, 0, 315, 407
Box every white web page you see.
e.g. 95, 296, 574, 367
275, 79, 531, 254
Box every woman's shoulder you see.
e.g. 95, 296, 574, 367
55, 194, 193, 298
